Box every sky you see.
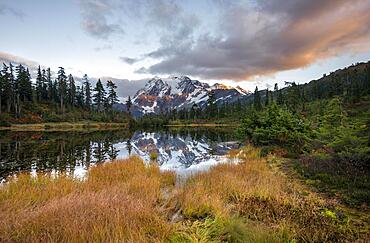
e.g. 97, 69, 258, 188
1, 0, 370, 98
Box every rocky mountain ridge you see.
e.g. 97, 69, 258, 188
115, 76, 250, 117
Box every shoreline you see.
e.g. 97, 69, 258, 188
166, 123, 238, 127
0, 122, 127, 132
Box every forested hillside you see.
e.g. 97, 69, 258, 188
163, 61, 370, 122
0, 64, 125, 125
237, 62, 370, 207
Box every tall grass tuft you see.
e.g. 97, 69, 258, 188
174, 146, 360, 242
0, 157, 176, 242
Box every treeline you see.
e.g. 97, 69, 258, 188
256, 61, 370, 112
167, 100, 245, 121
0, 63, 123, 123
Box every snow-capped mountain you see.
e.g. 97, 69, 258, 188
115, 76, 250, 117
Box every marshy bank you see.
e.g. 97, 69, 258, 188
0, 146, 367, 242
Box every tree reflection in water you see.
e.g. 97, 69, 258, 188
0, 127, 239, 181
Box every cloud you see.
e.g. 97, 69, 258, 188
79, 0, 200, 66
119, 56, 142, 65
0, 51, 40, 70
144, 0, 200, 58
140, 0, 370, 80
79, 0, 124, 39
0, 3, 26, 20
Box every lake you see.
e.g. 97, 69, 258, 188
0, 127, 241, 181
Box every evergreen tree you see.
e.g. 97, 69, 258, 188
191, 103, 200, 119
36, 66, 43, 102
41, 69, 48, 100
286, 82, 301, 112
52, 79, 58, 103
26, 68, 32, 100
76, 85, 85, 108
106, 80, 118, 111
67, 74, 76, 107
46, 68, 53, 101
1, 64, 13, 112
274, 83, 283, 105
13, 65, 24, 117
8, 63, 15, 112
207, 90, 217, 118
274, 83, 278, 100
126, 96, 132, 115
265, 88, 269, 106
253, 86, 262, 111
16, 64, 32, 102
83, 74, 92, 110
57, 67, 67, 113
93, 79, 106, 111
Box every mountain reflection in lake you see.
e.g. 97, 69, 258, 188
0, 128, 241, 181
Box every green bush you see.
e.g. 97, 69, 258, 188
238, 103, 312, 153
150, 152, 158, 162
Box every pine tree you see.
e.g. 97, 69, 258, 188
57, 67, 67, 113
41, 69, 48, 100
83, 74, 92, 110
126, 96, 132, 115
207, 90, 217, 118
9, 63, 15, 112
26, 68, 32, 101
366, 64, 370, 94
14, 65, 26, 117
106, 80, 118, 111
67, 74, 76, 107
286, 82, 301, 112
265, 88, 269, 106
76, 85, 85, 108
274, 83, 283, 105
36, 66, 43, 102
52, 79, 58, 103
46, 68, 53, 101
253, 86, 262, 111
93, 79, 106, 111
1, 64, 12, 112
16, 64, 32, 102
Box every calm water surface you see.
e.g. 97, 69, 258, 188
0, 128, 241, 181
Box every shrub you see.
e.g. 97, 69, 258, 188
238, 103, 312, 153
150, 152, 158, 162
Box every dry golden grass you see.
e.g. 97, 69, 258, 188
172, 145, 360, 242
0, 148, 363, 242
0, 157, 176, 242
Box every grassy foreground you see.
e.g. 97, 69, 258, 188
0, 122, 127, 131
0, 148, 367, 242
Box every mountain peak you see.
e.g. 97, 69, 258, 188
212, 83, 231, 90
127, 76, 251, 116
166, 75, 191, 81
235, 85, 249, 95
